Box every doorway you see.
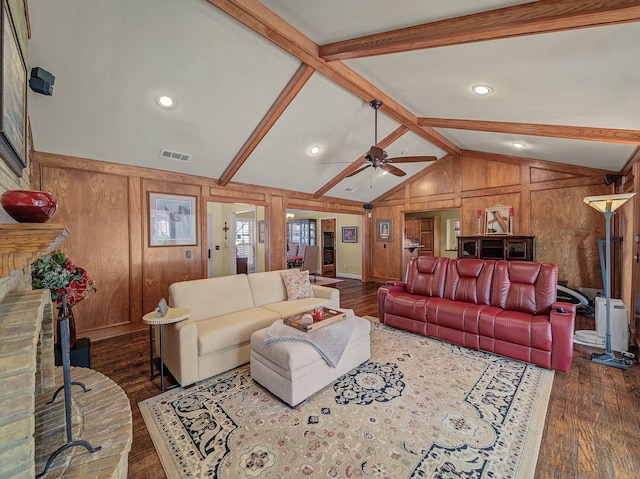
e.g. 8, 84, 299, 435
403, 209, 460, 277
206, 201, 266, 277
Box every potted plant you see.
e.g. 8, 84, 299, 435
31, 250, 97, 347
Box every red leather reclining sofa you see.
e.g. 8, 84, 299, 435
377, 256, 576, 372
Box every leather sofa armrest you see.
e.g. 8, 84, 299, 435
311, 284, 340, 309
549, 301, 577, 373
377, 283, 406, 323
161, 319, 199, 387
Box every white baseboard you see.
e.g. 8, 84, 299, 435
336, 273, 362, 280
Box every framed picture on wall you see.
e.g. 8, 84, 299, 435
376, 219, 393, 241
149, 192, 197, 246
0, 1, 27, 176
258, 220, 265, 243
342, 226, 357, 243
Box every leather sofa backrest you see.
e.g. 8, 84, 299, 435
444, 258, 495, 305
491, 260, 558, 314
406, 256, 449, 297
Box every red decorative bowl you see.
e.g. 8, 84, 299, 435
1, 190, 58, 223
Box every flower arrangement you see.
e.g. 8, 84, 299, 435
31, 250, 97, 306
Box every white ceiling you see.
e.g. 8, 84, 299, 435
27, 0, 640, 203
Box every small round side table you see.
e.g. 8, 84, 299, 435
143, 307, 190, 391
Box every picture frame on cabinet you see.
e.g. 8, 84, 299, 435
149, 192, 197, 246
0, 1, 27, 176
484, 205, 513, 235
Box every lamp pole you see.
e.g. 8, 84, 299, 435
584, 193, 636, 370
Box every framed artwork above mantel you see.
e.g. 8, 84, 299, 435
0, 0, 28, 176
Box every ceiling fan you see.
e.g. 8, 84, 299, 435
347, 99, 437, 178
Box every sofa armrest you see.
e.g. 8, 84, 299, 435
161, 318, 199, 387
377, 283, 406, 323
311, 284, 340, 309
549, 301, 577, 373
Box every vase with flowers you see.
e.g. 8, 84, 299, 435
31, 250, 97, 348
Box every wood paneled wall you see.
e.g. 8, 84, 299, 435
31, 152, 365, 340
30, 149, 634, 341
369, 151, 618, 292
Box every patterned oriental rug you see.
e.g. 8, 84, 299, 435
139, 319, 554, 479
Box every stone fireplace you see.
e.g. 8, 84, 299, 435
0, 226, 132, 478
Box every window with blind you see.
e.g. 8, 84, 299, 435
236, 219, 255, 270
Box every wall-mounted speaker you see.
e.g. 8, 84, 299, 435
604, 174, 622, 185
29, 67, 55, 96
363, 203, 374, 210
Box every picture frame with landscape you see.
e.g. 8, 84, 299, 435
149, 192, 197, 246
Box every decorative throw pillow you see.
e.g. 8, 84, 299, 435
281, 270, 315, 300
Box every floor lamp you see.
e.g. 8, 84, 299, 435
584, 193, 636, 369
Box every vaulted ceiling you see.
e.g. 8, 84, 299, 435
27, 0, 640, 203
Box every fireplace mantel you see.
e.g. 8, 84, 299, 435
0, 223, 69, 277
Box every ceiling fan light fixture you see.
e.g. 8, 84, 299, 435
308, 145, 322, 155
472, 85, 493, 95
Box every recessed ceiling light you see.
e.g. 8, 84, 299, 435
308, 145, 322, 155
472, 85, 493, 95
512, 142, 527, 149
381, 170, 389, 175
157, 95, 174, 108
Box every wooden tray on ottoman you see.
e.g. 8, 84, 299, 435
283, 307, 347, 332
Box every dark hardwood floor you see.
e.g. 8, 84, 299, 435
89, 279, 640, 479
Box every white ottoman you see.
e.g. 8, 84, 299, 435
250, 315, 371, 406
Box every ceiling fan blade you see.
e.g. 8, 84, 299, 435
386, 155, 437, 163
381, 164, 406, 177
346, 164, 372, 177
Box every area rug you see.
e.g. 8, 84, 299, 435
139, 319, 553, 479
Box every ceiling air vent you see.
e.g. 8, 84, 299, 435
160, 148, 192, 162
344, 187, 356, 193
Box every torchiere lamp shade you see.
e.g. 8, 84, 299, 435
584, 193, 636, 213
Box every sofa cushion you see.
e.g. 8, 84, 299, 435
169, 275, 255, 322
385, 291, 431, 322
444, 258, 494, 305
196, 307, 280, 356
261, 297, 333, 318
247, 269, 293, 306
491, 261, 557, 315
281, 270, 314, 300
406, 256, 449, 297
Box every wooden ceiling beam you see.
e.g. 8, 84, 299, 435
206, 0, 461, 157
417, 117, 640, 144
314, 126, 409, 198
218, 64, 314, 186
319, 0, 640, 61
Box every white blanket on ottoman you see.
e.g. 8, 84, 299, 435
264, 317, 356, 367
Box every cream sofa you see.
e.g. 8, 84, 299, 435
162, 269, 340, 387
